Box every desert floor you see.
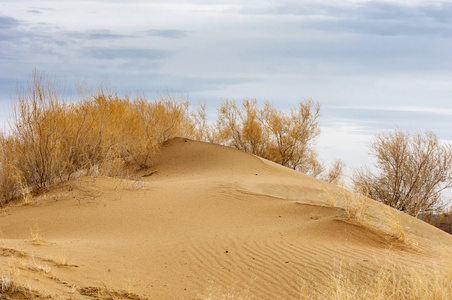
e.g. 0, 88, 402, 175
1, 138, 452, 299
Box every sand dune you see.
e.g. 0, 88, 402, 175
1, 138, 452, 299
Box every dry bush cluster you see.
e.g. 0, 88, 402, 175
0, 71, 193, 202
422, 208, 452, 234
212, 99, 344, 181
0, 71, 343, 204
216, 99, 322, 176
353, 130, 452, 218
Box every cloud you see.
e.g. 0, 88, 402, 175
67, 29, 188, 41
314, 2, 452, 37
102, 72, 259, 95
146, 29, 188, 39
0, 15, 65, 44
0, 15, 20, 29
67, 30, 130, 40
225, 3, 450, 77
85, 32, 125, 40
0, 16, 66, 59
167, 75, 257, 93
342, 105, 452, 116
239, 1, 452, 37
323, 106, 452, 139
85, 47, 171, 60
318, 119, 374, 168
68, 29, 187, 41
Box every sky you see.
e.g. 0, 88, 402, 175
1, 0, 452, 172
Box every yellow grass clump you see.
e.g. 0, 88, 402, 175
323, 261, 452, 300
325, 187, 411, 245
0, 71, 193, 203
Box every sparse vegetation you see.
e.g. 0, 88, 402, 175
321, 159, 346, 185
325, 187, 411, 245
340, 189, 369, 223
57, 251, 69, 267
0, 70, 194, 203
0, 271, 40, 299
30, 224, 44, 245
321, 260, 452, 300
383, 207, 409, 243
0, 70, 345, 204
216, 99, 324, 177
353, 130, 452, 218
422, 208, 452, 234
198, 260, 452, 300
1, 275, 15, 293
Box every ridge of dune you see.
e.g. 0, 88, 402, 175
1, 138, 451, 299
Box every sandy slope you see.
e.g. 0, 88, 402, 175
1, 138, 452, 299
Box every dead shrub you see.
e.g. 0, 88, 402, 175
422, 208, 452, 234
0, 71, 193, 203
353, 130, 452, 217
216, 99, 330, 177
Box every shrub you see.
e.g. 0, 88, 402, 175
353, 130, 452, 217
322, 159, 345, 185
0, 71, 193, 203
216, 99, 325, 177
422, 208, 452, 234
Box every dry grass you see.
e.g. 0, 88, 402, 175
30, 224, 44, 245
340, 189, 369, 223
1, 269, 40, 299
324, 188, 369, 224
57, 252, 69, 267
198, 284, 257, 300
197, 260, 452, 300
382, 207, 409, 243
1, 274, 17, 293
320, 260, 452, 300
77, 281, 143, 299
324, 188, 411, 245
0, 71, 193, 204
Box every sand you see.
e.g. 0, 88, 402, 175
1, 137, 452, 299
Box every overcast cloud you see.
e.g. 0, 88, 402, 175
0, 0, 451, 170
